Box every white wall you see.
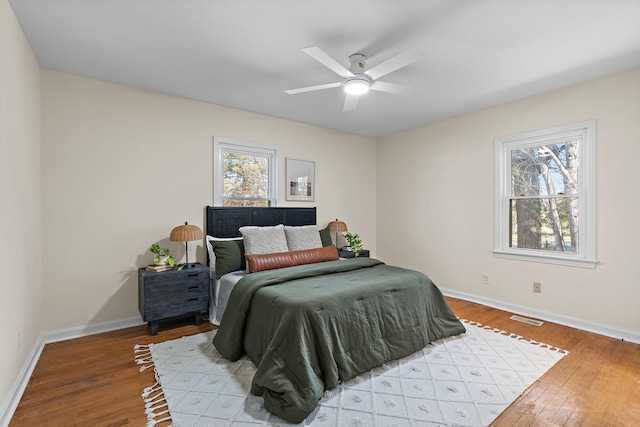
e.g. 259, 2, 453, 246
377, 68, 640, 335
41, 70, 377, 331
0, 0, 42, 411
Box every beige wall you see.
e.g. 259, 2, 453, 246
0, 0, 42, 409
40, 70, 377, 331
377, 68, 640, 334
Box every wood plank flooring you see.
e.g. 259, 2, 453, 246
8, 297, 640, 426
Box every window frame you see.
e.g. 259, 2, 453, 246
213, 136, 279, 207
493, 120, 597, 268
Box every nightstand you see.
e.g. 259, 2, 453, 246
338, 249, 370, 258
138, 263, 209, 335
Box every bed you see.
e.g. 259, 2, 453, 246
205, 206, 466, 423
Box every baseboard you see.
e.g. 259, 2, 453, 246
40, 315, 144, 344
0, 334, 46, 427
441, 287, 640, 344
0, 316, 144, 427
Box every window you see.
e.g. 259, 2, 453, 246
213, 137, 279, 207
494, 120, 596, 268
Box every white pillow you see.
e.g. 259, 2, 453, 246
284, 225, 322, 251
239, 224, 288, 254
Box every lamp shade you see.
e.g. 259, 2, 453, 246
170, 222, 203, 242
328, 219, 347, 233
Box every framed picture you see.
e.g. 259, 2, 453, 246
286, 158, 315, 201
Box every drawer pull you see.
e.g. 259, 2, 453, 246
187, 298, 199, 302
188, 286, 200, 290
188, 273, 201, 277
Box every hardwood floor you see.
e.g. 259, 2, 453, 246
446, 298, 640, 426
8, 298, 640, 426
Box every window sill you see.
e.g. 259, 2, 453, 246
493, 250, 597, 269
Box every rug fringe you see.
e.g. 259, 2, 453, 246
459, 318, 570, 355
134, 344, 155, 371
143, 388, 164, 404
134, 344, 174, 427
142, 381, 162, 398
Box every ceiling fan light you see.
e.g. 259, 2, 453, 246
344, 78, 370, 95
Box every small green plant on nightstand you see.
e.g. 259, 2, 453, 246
344, 232, 364, 257
149, 243, 176, 266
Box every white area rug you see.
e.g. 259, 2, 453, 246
134, 320, 567, 427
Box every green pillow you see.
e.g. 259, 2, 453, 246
210, 238, 245, 279
319, 226, 333, 247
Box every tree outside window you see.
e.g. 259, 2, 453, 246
223, 151, 270, 206
213, 137, 278, 207
510, 140, 579, 252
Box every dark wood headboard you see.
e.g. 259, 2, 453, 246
206, 206, 317, 238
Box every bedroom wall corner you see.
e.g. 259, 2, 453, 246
0, 0, 43, 423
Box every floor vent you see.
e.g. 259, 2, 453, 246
510, 315, 544, 327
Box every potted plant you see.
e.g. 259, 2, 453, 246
344, 232, 364, 257
149, 243, 176, 266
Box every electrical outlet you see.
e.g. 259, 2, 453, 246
482, 274, 490, 285
533, 282, 542, 293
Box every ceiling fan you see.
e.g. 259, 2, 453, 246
285, 47, 426, 111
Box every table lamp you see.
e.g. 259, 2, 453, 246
328, 219, 347, 248
169, 222, 203, 269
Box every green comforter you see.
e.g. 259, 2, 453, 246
213, 258, 465, 423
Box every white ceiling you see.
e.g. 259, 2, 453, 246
10, 0, 640, 138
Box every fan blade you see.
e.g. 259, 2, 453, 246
365, 48, 425, 81
343, 93, 359, 111
369, 81, 424, 98
285, 82, 343, 95
302, 47, 355, 79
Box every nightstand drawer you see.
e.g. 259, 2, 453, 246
144, 279, 208, 297
142, 269, 208, 287
145, 294, 208, 320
